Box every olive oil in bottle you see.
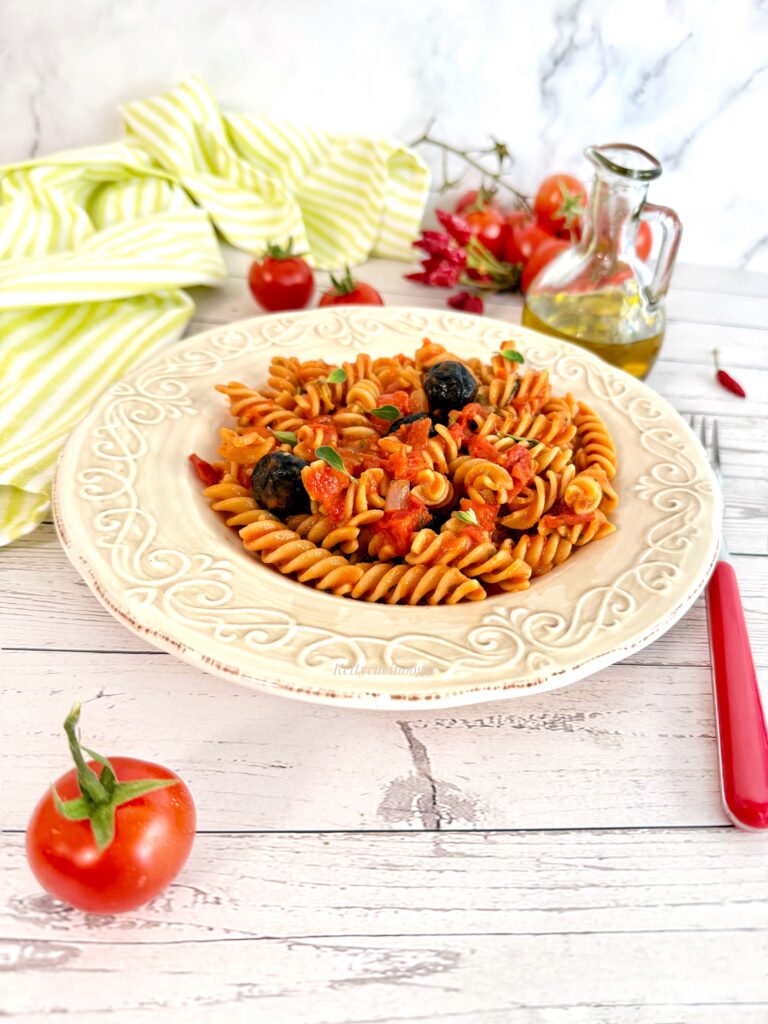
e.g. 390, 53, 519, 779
522, 292, 665, 380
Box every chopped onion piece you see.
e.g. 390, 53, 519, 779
385, 479, 410, 511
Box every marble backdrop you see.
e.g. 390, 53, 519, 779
2, 0, 766, 269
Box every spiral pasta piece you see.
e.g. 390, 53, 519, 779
452, 458, 515, 504
346, 377, 382, 411
290, 510, 384, 554
420, 423, 462, 473
564, 470, 604, 515
411, 469, 454, 509
508, 533, 574, 576
574, 402, 617, 479
215, 383, 305, 434
295, 380, 337, 419
351, 562, 486, 604
331, 409, 377, 441
264, 356, 302, 406
203, 476, 273, 529
218, 428, 275, 466
240, 518, 364, 595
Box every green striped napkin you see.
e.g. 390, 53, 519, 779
0, 77, 429, 545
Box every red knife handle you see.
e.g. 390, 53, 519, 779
706, 560, 768, 830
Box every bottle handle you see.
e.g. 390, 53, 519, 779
640, 202, 682, 304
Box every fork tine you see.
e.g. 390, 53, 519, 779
698, 416, 708, 450
712, 417, 721, 471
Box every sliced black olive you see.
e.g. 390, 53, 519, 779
423, 360, 478, 414
386, 411, 438, 437
251, 451, 310, 517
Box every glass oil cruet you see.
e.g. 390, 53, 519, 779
522, 143, 682, 379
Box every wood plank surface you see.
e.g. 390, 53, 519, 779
2, 830, 767, 1023
2, 635, 766, 832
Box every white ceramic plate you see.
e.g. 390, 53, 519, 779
53, 307, 721, 708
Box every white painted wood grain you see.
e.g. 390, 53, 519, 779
4, 641, 766, 832
2, 830, 767, 1023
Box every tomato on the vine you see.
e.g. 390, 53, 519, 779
454, 188, 503, 216
521, 237, 570, 293
534, 174, 587, 240
319, 267, 384, 306
248, 241, 314, 312
635, 221, 653, 261
503, 212, 552, 266
464, 204, 507, 259
26, 704, 195, 913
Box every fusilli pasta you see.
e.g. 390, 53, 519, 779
190, 338, 619, 604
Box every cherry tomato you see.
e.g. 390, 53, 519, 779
503, 212, 553, 266
636, 221, 653, 261
26, 705, 195, 913
534, 174, 588, 239
454, 189, 503, 216
464, 205, 507, 259
320, 267, 384, 306
521, 237, 570, 293
248, 242, 314, 312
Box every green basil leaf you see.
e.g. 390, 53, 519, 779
315, 445, 348, 474
369, 405, 401, 422
502, 348, 524, 364
273, 430, 297, 445
326, 368, 347, 384
454, 508, 479, 527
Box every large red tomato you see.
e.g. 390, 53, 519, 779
521, 237, 570, 292
26, 705, 195, 913
534, 174, 588, 239
503, 212, 553, 266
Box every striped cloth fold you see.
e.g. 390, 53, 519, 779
0, 77, 429, 545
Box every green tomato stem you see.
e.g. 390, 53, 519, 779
55, 703, 179, 852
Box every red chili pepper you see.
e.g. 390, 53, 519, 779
447, 290, 484, 314
713, 349, 746, 398
436, 209, 473, 246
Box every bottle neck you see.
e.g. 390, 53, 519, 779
582, 174, 648, 257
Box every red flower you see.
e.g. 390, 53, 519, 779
436, 209, 473, 246
413, 231, 466, 263
406, 256, 463, 288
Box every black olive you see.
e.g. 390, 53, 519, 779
386, 411, 438, 437
423, 360, 478, 414
251, 451, 310, 517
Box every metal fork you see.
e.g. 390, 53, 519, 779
689, 415, 768, 830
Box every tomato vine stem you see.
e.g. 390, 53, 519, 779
409, 120, 533, 214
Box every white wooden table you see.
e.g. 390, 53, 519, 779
2, 253, 768, 1023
